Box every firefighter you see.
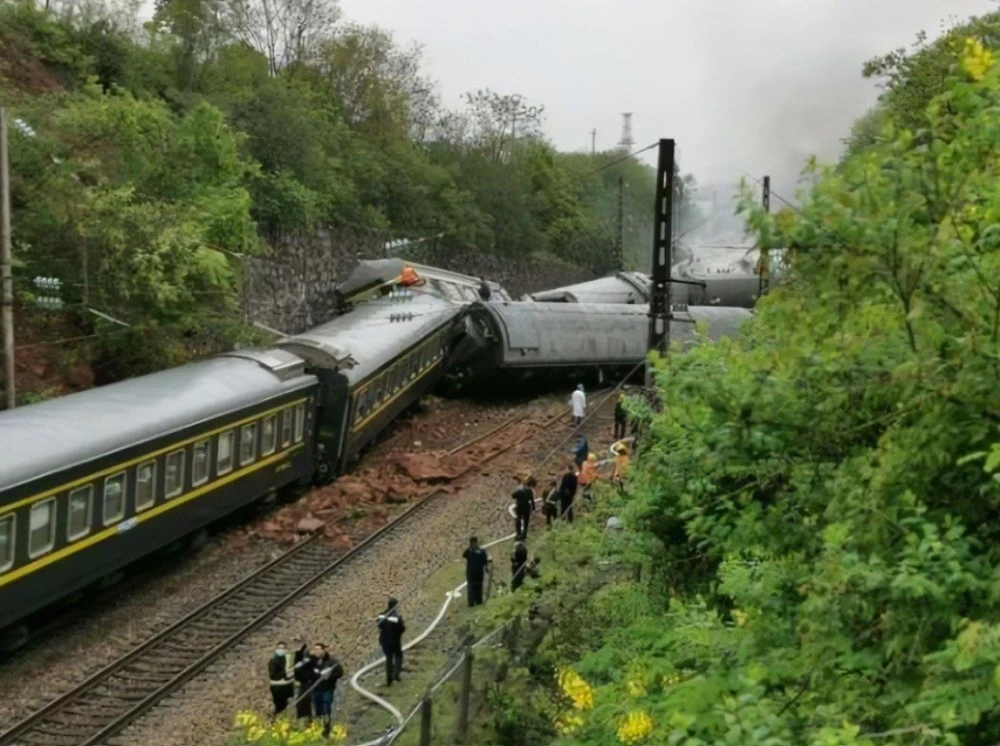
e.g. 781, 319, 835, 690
578, 453, 599, 500
267, 641, 295, 717
377, 597, 406, 687
612, 443, 631, 487
512, 475, 537, 540
463, 536, 491, 606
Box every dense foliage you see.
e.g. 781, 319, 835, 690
0, 0, 690, 383
476, 17, 1000, 746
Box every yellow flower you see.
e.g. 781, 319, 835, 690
617, 710, 654, 744
662, 671, 682, 687
731, 609, 748, 627
234, 710, 261, 729
553, 711, 585, 735
556, 667, 595, 711
626, 677, 647, 697
331, 724, 348, 743
245, 725, 266, 742
962, 37, 994, 81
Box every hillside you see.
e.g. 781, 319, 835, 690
0, 1, 681, 402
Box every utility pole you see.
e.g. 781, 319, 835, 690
615, 176, 624, 270
1, 108, 14, 410
646, 138, 675, 387
590, 128, 597, 155
759, 175, 770, 297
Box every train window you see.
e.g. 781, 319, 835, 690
67, 486, 93, 541
218, 431, 235, 475
28, 499, 55, 558
0, 515, 12, 572
261, 416, 276, 456
294, 404, 306, 442
192, 440, 210, 487
103, 472, 126, 525
136, 461, 156, 512
165, 450, 185, 499
240, 423, 257, 466
281, 410, 292, 447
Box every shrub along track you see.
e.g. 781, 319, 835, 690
0, 402, 568, 746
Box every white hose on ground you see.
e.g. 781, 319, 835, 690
348, 529, 516, 746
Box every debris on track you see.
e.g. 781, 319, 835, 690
245, 397, 562, 546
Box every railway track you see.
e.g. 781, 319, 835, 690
0, 403, 565, 746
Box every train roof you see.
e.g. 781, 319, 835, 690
278, 292, 463, 383
0, 350, 316, 493
337, 258, 511, 305
524, 273, 650, 303
476, 301, 751, 349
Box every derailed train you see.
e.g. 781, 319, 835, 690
0, 259, 750, 647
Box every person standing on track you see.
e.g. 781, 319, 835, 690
573, 434, 589, 468
570, 384, 586, 426
513, 475, 537, 540
463, 536, 491, 606
377, 597, 406, 687
614, 393, 628, 440
559, 463, 578, 523
267, 640, 295, 717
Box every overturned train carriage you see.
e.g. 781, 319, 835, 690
524, 271, 763, 309
278, 291, 469, 479
450, 301, 752, 389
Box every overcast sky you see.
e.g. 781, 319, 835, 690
339, 0, 995, 201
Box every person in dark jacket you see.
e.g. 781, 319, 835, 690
377, 597, 406, 687
478, 277, 491, 301
292, 640, 315, 721
310, 643, 344, 738
558, 463, 578, 523
572, 435, 589, 469
510, 541, 530, 591
267, 641, 295, 717
543, 478, 560, 528
614, 394, 628, 439
463, 536, 491, 606
512, 475, 536, 540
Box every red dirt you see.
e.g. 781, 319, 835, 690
244, 399, 563, 546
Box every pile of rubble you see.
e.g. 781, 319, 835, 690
247, 439, 513, 547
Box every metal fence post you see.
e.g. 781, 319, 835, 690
419, 692, 433, 746
456, 648, 473, 742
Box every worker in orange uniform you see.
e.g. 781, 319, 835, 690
611, 443, 631, 488
578, 453, 600, 502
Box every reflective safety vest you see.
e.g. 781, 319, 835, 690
269, 652, 295, 687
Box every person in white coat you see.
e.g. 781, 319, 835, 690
570, 384, 586, 426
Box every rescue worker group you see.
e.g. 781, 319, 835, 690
265, 386, 635, 736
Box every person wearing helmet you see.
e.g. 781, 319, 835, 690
578, 453, 599, 501
611, 443, 631, 487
